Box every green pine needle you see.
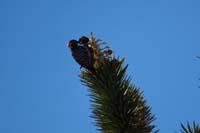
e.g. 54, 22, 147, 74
181, 121, 200, 133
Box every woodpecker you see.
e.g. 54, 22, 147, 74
68, 39, 95, 74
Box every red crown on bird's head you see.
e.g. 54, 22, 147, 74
67, 40, 72, 47
67, 39, 78, 47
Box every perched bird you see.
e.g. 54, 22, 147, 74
68, 39, 95, 74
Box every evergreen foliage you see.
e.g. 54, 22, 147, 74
80, 57, 157, 133
180, 122, 200, 133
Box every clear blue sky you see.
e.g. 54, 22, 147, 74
0, 0, 200, 132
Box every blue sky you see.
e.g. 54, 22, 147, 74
0, 0, 200, 132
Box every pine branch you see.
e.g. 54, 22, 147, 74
180, 121, 200, 133
80, 57, 157, 133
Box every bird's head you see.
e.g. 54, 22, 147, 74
78, 36, 89, 44
68, 40, 78, 49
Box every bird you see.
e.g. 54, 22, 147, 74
68, 39, 95, 74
